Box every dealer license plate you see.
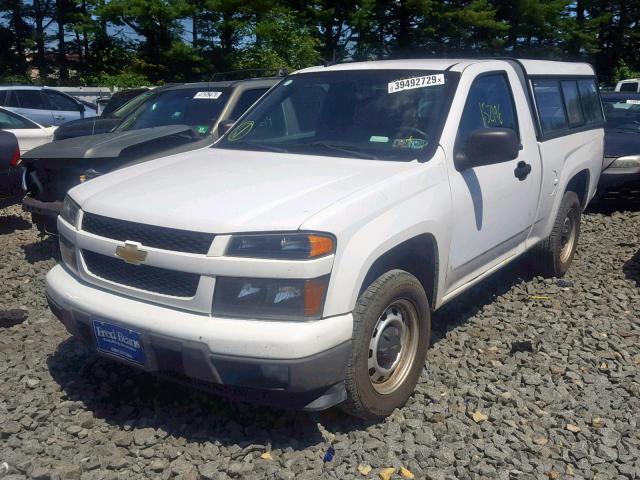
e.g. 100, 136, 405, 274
92, 319, 145, 365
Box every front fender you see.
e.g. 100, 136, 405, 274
301, 151, 452, 317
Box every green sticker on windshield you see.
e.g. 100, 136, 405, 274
228, 121, 254, 142
196, 125, 209, 134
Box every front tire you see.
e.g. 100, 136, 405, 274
532, 190, 581, 278
341, 270, 430, 420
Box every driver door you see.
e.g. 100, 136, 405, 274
44, 90, 83, 125
444, 69, 541, 294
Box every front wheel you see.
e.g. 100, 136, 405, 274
531, 190, 581, 278
341, 270, 430, 420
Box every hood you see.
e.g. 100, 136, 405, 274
604, 129, 640, 158
53, 117, 121, 140
70, 148, 418, 233
22, 125, 197, 160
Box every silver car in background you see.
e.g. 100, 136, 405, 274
0, 86, 97, 126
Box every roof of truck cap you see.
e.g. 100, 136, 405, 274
517, 59, 595, 76
295, 58, 596, 76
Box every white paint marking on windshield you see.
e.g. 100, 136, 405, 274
194, 91, 222, 99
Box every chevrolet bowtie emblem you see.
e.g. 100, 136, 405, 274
115, 241, 147, 265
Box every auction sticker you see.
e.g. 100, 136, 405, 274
388, 74, 445, 94
194, 91, 222, 99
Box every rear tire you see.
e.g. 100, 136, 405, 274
341, 270, 430, 420
532, 190, 581, 278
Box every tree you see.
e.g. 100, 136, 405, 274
98, 0, 191, 80
232, 9, 321, 70
0, 0, 31, 75
28, 0, 54, 78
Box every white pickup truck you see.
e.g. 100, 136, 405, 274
45, 59, 604, 419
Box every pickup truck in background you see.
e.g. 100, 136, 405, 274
45, 59, 604, 419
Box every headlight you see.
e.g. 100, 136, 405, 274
60, 195, 81, 227
611, 155, 640, 168
226, 233, 335, 259
213, 276, 329, 320
59, 234, 77, 271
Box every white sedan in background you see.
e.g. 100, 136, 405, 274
0, 107, 56, 154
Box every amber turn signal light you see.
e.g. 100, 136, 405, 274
308, 234, 335, 258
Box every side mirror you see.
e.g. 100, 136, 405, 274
456, 128, 520, 171
218, 120, 236, 137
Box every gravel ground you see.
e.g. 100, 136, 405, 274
0, 200, 639, 480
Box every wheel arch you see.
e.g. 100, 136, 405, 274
564, 168, 591, 209
357, 233, 439, 310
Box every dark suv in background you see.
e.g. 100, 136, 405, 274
21, 77, 279, 233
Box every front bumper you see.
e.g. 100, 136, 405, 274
597, 165, 640, 199
23, 196, 62, 233
45, 264, 352, 411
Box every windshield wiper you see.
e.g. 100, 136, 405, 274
299, 141, 379, 160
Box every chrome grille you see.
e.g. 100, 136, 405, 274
82, 212, 214, 254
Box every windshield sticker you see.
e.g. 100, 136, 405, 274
196, 125, 209, 134
369, 135, 389, 143
479, 102, 503, 127
194, 91, 222, 100
626, 99, 640, 105
388, 74, 445, 94
393, 137, 428, 150
228, 121, 254, 142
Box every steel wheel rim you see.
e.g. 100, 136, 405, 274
560, 209, 577, 263
367, 299, 419, 395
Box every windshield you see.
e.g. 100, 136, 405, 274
115, 87, 231, 135
603, 97, 640, 133
216, 70, 456, 161
112, 91, 154, 119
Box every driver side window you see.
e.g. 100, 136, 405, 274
457, 73, 519, 151
45, 91, 79, 111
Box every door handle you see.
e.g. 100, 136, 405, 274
53, 115, 64, 120
514, 161, 532, 181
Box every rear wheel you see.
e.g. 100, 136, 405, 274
341, 270, 430, 420
532, 190, 581, 278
